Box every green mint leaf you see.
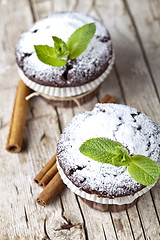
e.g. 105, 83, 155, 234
79, 138, 131, 165
128, 155, 160, 186
34, 45, 66, 67
67, 22, 96, 59
52, 36, 69, 59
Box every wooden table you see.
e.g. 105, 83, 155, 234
0, 0, 160, 239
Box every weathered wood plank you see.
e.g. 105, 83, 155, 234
137, 191, 160, 239
111, 212, 134, 240
98, 68, 125, 105
126, 0, 160, 98
32, 0, 52, 20
149, 0, 160, 26
150, 179, 160, 223
126, 206, 145, 240
78, 198, 118, 240
74, 0, 95, 14
0, 111, 62, 239
51, 0, 77, 12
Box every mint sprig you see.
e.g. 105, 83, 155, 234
79, 138, 160, 186
34, 23, 96, 67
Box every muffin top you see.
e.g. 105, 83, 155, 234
16, 12, 113, 88
57, 103, 160, 198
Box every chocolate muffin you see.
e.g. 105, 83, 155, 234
57, 103, 160, 212
16, 12, 114, 107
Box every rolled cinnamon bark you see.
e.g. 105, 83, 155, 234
100, 94, 116, 104
6, 80, 31, 153
37, 172, 65, 206
34, 154, 57, 184
39, 162, 58, 187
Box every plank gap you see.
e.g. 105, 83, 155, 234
102, 223, 108, 240
123, 0, 160, 102
90, 5, 126, 105
150, 190, 160, 225
43, 216, 51, 240
114, 65, 127, 104
73, 0, 79, 11
28, 0, 36, 22
110, 213, 119, 240
75, 195, 89, 240
92, 0, 102, 20
126, 209, 135, 240
87, 0, 95, 14
148, 0, 160, 24
54, 107, 63, 134
59, 195, 73, 226
24, 206, 29, 229
97, 93, 100, 103
135, 204, 147, 240
30, 185, 33, 196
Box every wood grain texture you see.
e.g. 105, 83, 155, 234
126, 0, 160, 98
0, 0, 160, 239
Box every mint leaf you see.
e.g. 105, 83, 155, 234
52, 36, 69, 59
79, 138, 131, 165
67, 23, 96, 59
34, 45, 66, 67
128, 155, 160, 186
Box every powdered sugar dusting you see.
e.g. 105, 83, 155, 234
57, 104, 160, 198
16, 12, 113, 87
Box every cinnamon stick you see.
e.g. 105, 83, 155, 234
6, 80, 31, 153
34, 154, 57, 185
39, 162, 58, 187
36, 94, 117, 206
37, 172, 65, 206
100, 94, 116, 104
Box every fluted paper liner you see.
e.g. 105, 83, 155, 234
57, 160, 153, 205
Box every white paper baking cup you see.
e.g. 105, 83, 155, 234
17, 52, 115, 98
57, 160, 153, 205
